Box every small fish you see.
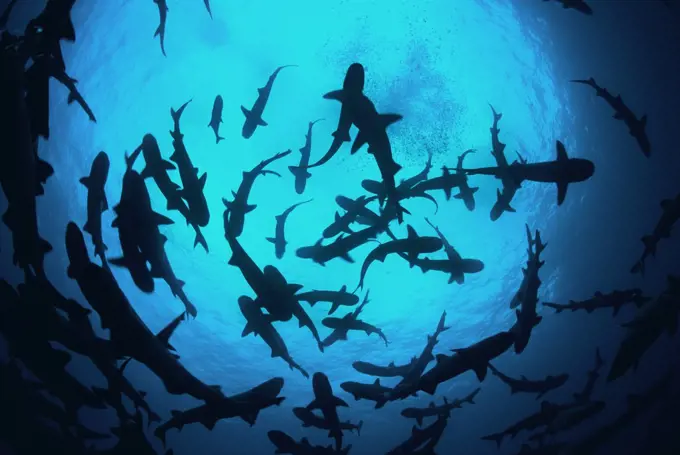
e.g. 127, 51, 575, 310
153, 0, 169, 56
208, 95, 225, 144
266, 199, 313, 259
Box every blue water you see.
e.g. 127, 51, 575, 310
2, 0, 680, 454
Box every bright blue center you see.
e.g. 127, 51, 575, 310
42, 0, 567, 452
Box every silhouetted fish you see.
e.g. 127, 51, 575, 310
572, 77, 650, 157
241, 65, 296, 138
66, 222, 224, 403
289, 119, 324, 194
170, 99, 210, 227
267, 199, 313, 259
80, 151, 110, 269
208, 95, 225, 144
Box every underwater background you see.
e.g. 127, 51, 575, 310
1, 0, 680, 454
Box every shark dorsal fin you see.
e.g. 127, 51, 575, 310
374, 378, 380, 386
555, 140, 569, 162
154, 212, 174, 226
406, 225, 417, 239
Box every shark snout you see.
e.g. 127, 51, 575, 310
578, 159, 595, 181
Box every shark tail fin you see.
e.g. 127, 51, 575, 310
216, 135, 225, 144
630, 260, 645, 276
193, 229, 209, 253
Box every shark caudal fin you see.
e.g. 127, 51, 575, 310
193, 228, 209, 253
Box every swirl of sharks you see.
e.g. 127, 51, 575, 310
1, 1, 679, 455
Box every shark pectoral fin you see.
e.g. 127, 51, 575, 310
83, 221, 92, 234
79, 176, 90, 188
199, 173, 207, 189
266, 237, 276, 244
333, 396, 350, 407
241, 323, 255, 337
258, 118, 268, 127
556, 181, 569, 206
154, 212, 175, 226
201, 416, 218, 431
162, 160, 176, 171
351, 131, 368, 154
140, 166, 154, 179
613, 112, 624, 120
323, 90, 344, 102
240, 105, 251, 118
102, 195, 109, 211
379, 114, 403, 128
340, 252, 354, 263
306, 399, 320, 410
109, 256, 128, 269
55, 349, 72, 368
